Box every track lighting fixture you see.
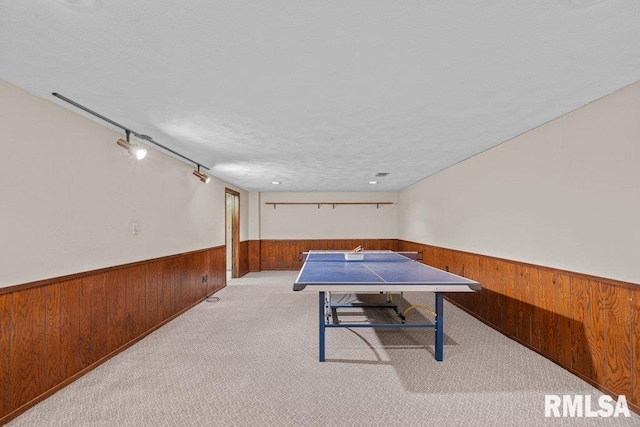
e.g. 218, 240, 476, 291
193, 165, 211, 184
117, 131, 147, 160
52, 93, 214, 183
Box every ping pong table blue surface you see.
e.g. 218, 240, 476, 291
295, 250, 480, 288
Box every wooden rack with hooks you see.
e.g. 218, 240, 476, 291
264, 202, 394, 209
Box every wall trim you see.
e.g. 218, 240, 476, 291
400, 239, 638, 289
0, 245, 226, 295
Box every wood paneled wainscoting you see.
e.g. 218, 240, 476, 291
238, 240, 250, 277
248, 240, 261, 272
259, 239, 399, 270
0, 246, 226, 425
398, 240, 640, 413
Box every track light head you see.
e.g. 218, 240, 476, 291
117, 138, 147, 160
193, 169, 211, 184
134, 147, 147, 160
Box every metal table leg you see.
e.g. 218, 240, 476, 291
435, 292, 444, 361
319, 291, 326, 362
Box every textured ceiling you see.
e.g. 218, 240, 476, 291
1, 1, 639, 192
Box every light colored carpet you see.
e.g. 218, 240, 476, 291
9, 271, 640, 426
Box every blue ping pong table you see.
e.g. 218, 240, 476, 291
293, 250, 481, 362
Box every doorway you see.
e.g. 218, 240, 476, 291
225, 188, 240, 281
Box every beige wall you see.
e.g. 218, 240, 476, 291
248, 191, 261, 240
398, 81, 640, 284
0, 79, 247, 288
260, 192, 397, 240
238, 191, 249, 242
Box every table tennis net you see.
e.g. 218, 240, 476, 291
300, 251, 421, 263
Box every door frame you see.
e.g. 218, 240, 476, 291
225, 188, 240, 278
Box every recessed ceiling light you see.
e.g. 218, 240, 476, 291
271, 181, 281, 185
369, 181, 378, 185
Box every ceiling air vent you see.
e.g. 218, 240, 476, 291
375, 172, 389, 177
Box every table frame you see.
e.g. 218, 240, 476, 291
295, 250, 479, 362
318, 291, 444, 362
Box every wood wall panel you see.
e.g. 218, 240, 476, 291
570, 276, 594, 379
59, 279, 81, 381
423, 245, 438, 267
502, 262, 518, 339
444, 251, 469, 308
248, 240, 261, 272
631, 287, 640, 408
10, 287, 46, 411
0, 246, 226, 424
259, 239, 398, 270
238, 241, 249, 277
106, 270, 127, 354
181, 256, 192, 309
197, 251, 209, 297
207, 247, 226, 293
181, 253, 199, 308
0, 293, 10, 417
556, 272, 571, 368
89, 273, 108, 363
439, 248, 453, 273
78, 277, 93, 370
127, 265, 146, 343
603, 284, 631, 396
462, 253, 481, 315
44, 283, 61, 391
528, 267, 543, 353
487, 259, 504, 330
589, 282, 606, 385
169, 258, 182, 318
192, 252, 204, 302
536, 270, 571, 365
537, 269, 560, 360
145, 261, 162, 329
260, 240, 293, 270
160, 258, 176, 321
514, 265, 532, 345
476, 257, 492, 325
205, 251, 215, 295
398, 240, 639, 414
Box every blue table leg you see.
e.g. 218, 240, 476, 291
435, 292, 444, 361
319, 291, 326, 362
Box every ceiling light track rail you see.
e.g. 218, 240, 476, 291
51, 92, 209, 171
